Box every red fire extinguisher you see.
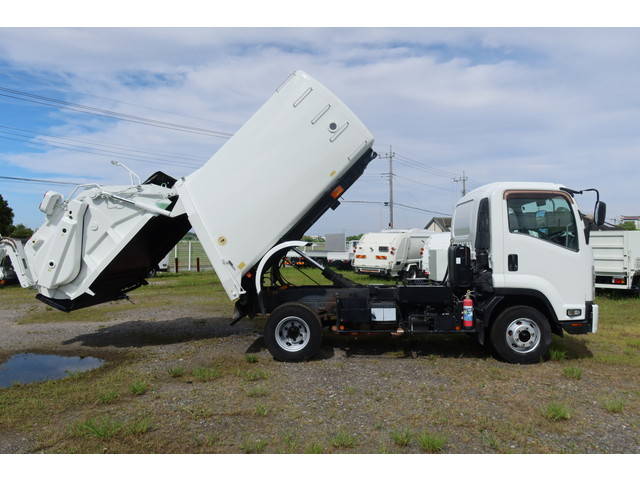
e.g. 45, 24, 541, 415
462, 291, 474, 329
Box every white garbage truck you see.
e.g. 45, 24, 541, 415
0, 70, 606, 364
353, 229, 431, 278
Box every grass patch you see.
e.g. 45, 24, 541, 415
480, 430, 500, 451
305, 442, 325, 454
602, 398, 625, 413
97, 391, 119, 404
126, 417, 153, 435
241, 438, 268, 454
549, 348, 567, 361
246, 386, 268, 398
417, 431, 446, 453
241, 369, 269, 382
562, 366, 583, 380
543, 402, 571, 421
390, 428, 412, 447
331, 431, 356, 449
167, 367, 185, 378
254, 404, 269, 417
192, 367, 221, 381
345, 386, 357, 395
280, 432, 298, 453
72, 417, 123, 439
245, 354, 258, 363
626, 339, 640, 350
129, 381, 149, 395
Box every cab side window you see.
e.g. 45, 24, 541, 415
506, 193, 579, 251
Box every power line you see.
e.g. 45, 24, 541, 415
0, 124, 206, 163
393, 174, 456, 193
0, 85, 234, 139
395, 202, 451, 216
0, 175, 81, 186
342, 200, 450, 217
394, 153, 458, 178
0, 132, 199, 170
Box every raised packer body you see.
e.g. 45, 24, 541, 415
0, 71, 375, 309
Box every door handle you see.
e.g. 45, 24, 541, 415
508, 254, 518, 271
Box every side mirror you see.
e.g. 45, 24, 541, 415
595, 201, 607, 226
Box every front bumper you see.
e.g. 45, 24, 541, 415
561, 301, 598, 334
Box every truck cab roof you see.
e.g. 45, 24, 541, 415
460, 182, 567, 203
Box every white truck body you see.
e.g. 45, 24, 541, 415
420, 232, 452, 281
353, 229, 430, 277
590, 230, 640, 291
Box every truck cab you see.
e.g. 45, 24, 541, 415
449, 182, 599, 361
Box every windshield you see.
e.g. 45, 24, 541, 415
506, 192, 579, 251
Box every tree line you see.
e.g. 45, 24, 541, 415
0, 194, 34, 238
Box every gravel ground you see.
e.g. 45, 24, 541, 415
0, 279, 638, 454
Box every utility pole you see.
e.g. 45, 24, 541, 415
382, 145, 395, 228
453, 170, 468, 197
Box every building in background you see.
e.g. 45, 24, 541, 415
424, 217, 452, 233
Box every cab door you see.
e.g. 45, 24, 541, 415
499, 190, 591, 322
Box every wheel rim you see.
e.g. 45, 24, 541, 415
275, 316, 311, 352
505, 317, 541, 354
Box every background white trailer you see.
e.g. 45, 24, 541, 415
591, 230, 640, 291
353, 229, 430, 278
420, 232, 452, 281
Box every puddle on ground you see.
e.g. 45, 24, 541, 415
0, 353, 104, 387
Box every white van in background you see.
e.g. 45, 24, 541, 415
420, 232, 452, 281
353, 229, 431, 278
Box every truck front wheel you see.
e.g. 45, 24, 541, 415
490, 306, 551, 364
264, 303, 322, 362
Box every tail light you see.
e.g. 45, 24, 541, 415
612, 277, 626, 285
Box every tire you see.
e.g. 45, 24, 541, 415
264, 303, 323, 362
490, 305, 552, 364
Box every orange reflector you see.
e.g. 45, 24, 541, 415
570, 323, 584, 327
356, 254, 367, 259
339, 325, 345, 330
245, 272, 253, 278
455, 325, 461, 331
376, 255, 387, 260
330, 185, 345, 199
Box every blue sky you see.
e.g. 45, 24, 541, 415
1, 28, 639, 234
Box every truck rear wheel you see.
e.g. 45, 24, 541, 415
264, 303, 322, 362
490, 306, 551, 364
